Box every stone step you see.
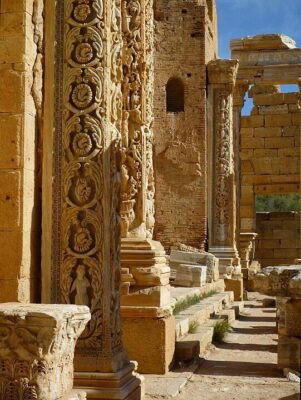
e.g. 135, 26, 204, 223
213, 308, 236, 324
230, 301, 244, 318
175, 326, 214, 363
175, 291, 234, 340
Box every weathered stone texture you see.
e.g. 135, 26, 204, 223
0, 0, 43, 302
240, 90, 300, 232
255, 212, 300, 267
153, 0, 216, 251
0, 303, 90, 400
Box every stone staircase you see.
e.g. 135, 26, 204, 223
173, 289, 244, 363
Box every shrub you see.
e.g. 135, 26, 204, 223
213, 319, 230, 343
189, 320, 199, 333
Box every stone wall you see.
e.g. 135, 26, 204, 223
0, 0, 43, 301
153, 0, 217, 252
240, 90, 300, 232
255, 212, 301, 267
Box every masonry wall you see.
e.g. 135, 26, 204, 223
153, 0, 217, 252
0, 0, 42, 301
240, 91, 300, 232
255, 212, 300, 267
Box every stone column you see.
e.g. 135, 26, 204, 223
207, 59, 240, 276
299, 79, 301, 262
119, 0, 175, 374
42, 0, 143, 398
233, 82, 248, 248
0, 303, 90, 400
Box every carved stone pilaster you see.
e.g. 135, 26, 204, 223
42, 0, 143, 398
208, 59, 240, 277
119, 0, 174, 375
0, 304, 90, 400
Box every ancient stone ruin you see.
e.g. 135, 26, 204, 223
0, 0, 300, 399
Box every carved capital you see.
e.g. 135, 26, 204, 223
207, 59, 239, 85
0, 304, 90, 400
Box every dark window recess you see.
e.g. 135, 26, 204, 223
166, 78, 184, 112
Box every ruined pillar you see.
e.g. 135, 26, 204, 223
42, 0, 143, 398
0, 304, 90, 400
119, 0, 175, 374
207, 60, 243, 299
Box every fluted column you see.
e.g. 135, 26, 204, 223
42, 0, 143, 398
207, 59, 240, 277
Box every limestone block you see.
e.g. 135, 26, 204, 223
0, 171, 21, 229
0, 37, 25, 63
253, 93, 299, 106
264, 114, 292, 127
225, 278, 243, 301
0, 303, 90, 400
241, 137, 264, 149
292, 112, 300, 125
241, 115, 264, 128
254, 127, 281, 137
121, 284, 171, 307
170, 250, 219, 283
122, 312, 175, 374
0, 69, 24, 112
285, 299, 301, 337
253, 149, 277, 157
0, 0, 34, 14
174, 264, 207, 287
259, 105, 289, 115
0, 12, 25, 37
240, 127, 254, 137
265, 137, 294, 149
231, 34, 296, 51
278, 335, 301, 372
0, 114, 22, 168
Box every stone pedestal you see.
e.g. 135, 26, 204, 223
121, 239, 175, 374
0, 303, 90, 400
253, 265, 301, 372
121, 307, 175, 374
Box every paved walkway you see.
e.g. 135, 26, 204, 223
145, 296, 300, 400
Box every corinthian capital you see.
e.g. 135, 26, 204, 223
207, 59, 239, 85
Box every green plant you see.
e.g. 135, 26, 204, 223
213, 319, 230, 343
189, 320, 199, 333
173, 290, 217, 315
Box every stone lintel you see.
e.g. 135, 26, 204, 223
207, 59, 239, 85
236, 64, 301, 85
0, 303, 90, 400
232, 48, 301, 68
231, 34, 296, 52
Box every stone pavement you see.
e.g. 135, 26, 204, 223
145, 294, 300, 400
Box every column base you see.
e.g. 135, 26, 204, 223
74, 362, 144, 400
121, 306, 175, 374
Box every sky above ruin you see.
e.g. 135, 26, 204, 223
216, 0, 301, 59
216, 0, 301, 114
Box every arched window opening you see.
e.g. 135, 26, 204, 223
166, 77, 184, 113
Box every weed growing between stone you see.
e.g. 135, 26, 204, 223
188, 320, 200, 333
213, 319, 230, 342
173, 290, 217, 315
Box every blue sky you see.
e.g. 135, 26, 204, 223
216, 0, 301, 114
